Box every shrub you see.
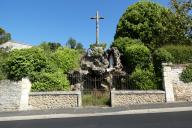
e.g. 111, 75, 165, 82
53, 47, 80, 73
180, 64, 192, 83
0, 48, 8, 80
129, 67, 157, 90
125, 44, 151, 73
153, 48, 173, 77
162, 45, 192, 64
112, 37, 143, 53
30, 71, 70, 91
3, 48, 48, 81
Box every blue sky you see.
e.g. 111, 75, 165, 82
0, 0, 170, 48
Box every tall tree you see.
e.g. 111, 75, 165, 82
114, 1, 191, 51
170, 0, 192, 43
66, 38, 77, 49
0, 28, 11, 44
40, 42, 61, 52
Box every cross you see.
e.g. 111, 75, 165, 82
91, 11, 104, 45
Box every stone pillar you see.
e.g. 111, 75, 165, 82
162, 63, 175, 102
19, 78, 31, 110
77, 91, 82, 107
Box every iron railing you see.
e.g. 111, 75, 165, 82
68, 74, 162, 90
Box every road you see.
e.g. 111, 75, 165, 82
0, 111, 192, 128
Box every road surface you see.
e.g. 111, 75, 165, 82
0, 111, 192, 128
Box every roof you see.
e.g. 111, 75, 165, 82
0, 40, 33, 50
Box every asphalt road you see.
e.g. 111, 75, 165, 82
0, 111, 192, 128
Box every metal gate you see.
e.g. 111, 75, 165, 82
82, 75, 111, 106
68, 74, 111, 106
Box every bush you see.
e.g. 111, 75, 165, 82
153, 48, 173, 77
0, 48, 8, 80
180, 64, 192, 83
112, 37, 143, 53
129, 67, 157, 90
30, 71, 70, 91
162, 45, 192, 64
125, 44, 151, 73
53, 47, 80, 73
3, 48, 48, 81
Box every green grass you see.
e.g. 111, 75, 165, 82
82, 91, 110, 106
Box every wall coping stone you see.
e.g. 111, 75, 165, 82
111, 90, 165, 94
30, 91, 81, 96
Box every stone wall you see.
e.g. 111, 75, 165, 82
163, 64, 192, 102
29, 91, 81, 110
0, 78, 31, 111
111, 90, 165, 107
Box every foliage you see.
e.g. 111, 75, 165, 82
89, 46, 104, 58
152, 48, 174, 87
66, 37, 84, 50
124, 44, 151, 73
0, 28, 11, 45
112, 37, 142, 53
3, 48, 48, 81
114, 1, 190, 51
30, 71, 70, 91
90, 43, 107, 49
162, 45, 192, 64
82, 93, 110, 106
52, 47, 80, 73
129, 67, 157, 90
180, 64, 192, 83
0, 48, 8, 80
170, 0, 192, 44
40, 42, 61, 52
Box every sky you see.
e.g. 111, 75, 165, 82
0, 0, 170, 48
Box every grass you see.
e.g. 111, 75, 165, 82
82, 91, 111, 106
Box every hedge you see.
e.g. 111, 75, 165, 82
162, 45, 192, 64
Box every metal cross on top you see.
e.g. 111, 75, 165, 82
91, 11, 104, 45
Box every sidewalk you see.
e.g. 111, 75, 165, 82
0, 102, 192, 121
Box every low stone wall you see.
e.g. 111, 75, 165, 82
0, 78, 31, 111
111, 90, 165, 107
163, 64, 192, 102
174, 85, 192, 101
29, 91, 81, 110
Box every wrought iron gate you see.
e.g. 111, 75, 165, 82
82, 75, 111, 106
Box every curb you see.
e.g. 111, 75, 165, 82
1, 106, 192, 122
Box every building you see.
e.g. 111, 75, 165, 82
0, 40, 33, 50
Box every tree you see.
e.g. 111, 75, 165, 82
66, 38, 77, 49
76, 43, 83, 50
0, 28, 11, 44
114, 1, 186, 51
40, 42, 61, 52
170, 0, 192, 44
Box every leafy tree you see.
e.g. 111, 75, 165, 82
169, 0, 192, 44
40, 42, 61, 52
0, 28, 11, 44
66, 38, 77, 49
76, 43, 83, 50
114, 1, 185, 50
66, 38, 85, 53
